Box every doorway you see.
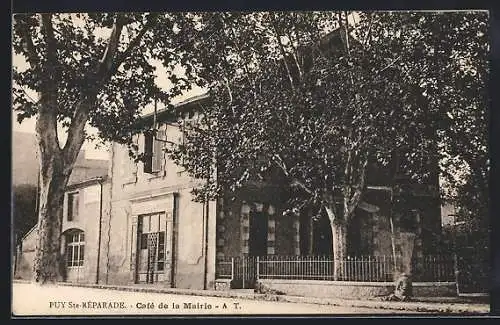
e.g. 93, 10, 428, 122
249, 210, 268, 257
136, 213, 167, 284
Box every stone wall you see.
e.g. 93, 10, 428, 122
256, 279, 458, 298
14, 227, 37, 280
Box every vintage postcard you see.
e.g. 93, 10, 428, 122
11, 8, 491, 317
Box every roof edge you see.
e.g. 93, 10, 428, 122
66, 175, 109, 190
141, 92, 210, 122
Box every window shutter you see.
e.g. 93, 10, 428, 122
131, 135, 139, 179
153, 129, 165, 173
180, 121, 186, 167
73, 193, 79, 220
143, 131, 153, 173
67, 194, 74, 221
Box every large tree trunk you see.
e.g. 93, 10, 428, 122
391, 231, 416, 301
32, 98, 84, 284
325, 205, 347, 281
331, 221, 347, 281
29, 12, 124, 284
33, 152, 71, 284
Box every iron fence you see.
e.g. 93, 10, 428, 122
216, 255, 456, 283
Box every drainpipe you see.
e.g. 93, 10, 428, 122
95, 178, 104, 284
203, 195, 210, 290
13, 234, 17, 277
105, 143, 115, 284
171, 192, 179, 287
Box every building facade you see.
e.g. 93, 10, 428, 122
100, 95, 217, 289
15, 176, 110, 283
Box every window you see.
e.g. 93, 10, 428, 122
67, 192, 79, 221
143, 129, 165, 174
66, 230, 85, 267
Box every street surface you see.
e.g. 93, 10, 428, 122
12, 282, 425, 316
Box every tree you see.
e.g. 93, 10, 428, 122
431, 13, 489, 244
12, 12, 201, 284
168, 11, 489, 283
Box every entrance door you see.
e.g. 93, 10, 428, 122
249, 211, 268, 257
137, 213, 167, 284
239, 211, 267, 289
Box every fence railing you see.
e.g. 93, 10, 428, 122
411, 255, 456, 282
216, 255, 456, 283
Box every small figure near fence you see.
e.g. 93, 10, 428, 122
254, 281, 286, 295
381, 273, 413, 301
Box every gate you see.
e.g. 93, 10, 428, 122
232, 256, 258, 289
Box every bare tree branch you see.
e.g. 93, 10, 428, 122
109, 13, 159, 75
219, 13, 256, 94
269, 12, 295, 90
36, 13, 61, 159
362, 13, 374, 47
284, 20, 303, 80
272, 154, 290, 176
347, 154, 369, 218
291, 179, 314, 196
63, 13, 129, 165
96, 14, 126, 81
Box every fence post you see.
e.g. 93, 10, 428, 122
453, 253, 460, 295
368, 255, 371, 282
256, 256, 260, 281
231, 257, 234, 282
242, 257, 246, 289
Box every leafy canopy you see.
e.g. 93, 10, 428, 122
167, 11, 488, 223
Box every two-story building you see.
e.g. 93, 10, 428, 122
99, 94, 217, 289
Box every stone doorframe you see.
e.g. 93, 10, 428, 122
238, 201, 299, 256
129, 193, 175, 285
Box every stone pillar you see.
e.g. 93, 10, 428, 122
293, 216, 300, 256
240, 202, 250, 256
216, 198, 226, 260
267, 205, 275, 255
413, 210, 423, 277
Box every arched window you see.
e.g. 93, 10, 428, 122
66, 230, 85, 267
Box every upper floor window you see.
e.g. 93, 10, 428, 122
67, 192, 79, 222
143, 129, 166, 174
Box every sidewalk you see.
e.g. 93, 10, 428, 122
13, 280, 490, 314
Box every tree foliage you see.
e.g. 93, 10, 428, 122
168, 11, 489, 275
